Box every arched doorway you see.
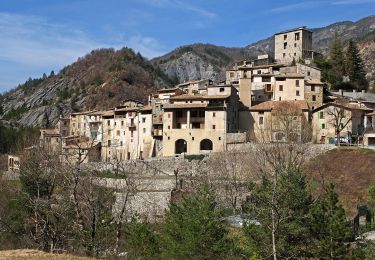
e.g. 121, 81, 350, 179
175, 139, 187, 154
200, 139, 213, 152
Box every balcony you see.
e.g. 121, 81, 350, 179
126, 122, 136, 128
153, 129, 163, 136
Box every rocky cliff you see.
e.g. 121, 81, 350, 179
1, 16, 374, 127
0, 48, 172, 126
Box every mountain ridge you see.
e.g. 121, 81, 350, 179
1, 15, 374, 127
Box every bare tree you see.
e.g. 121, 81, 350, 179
326, 100, 352, 147
249, 101, 312, 260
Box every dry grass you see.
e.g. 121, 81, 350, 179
0, 249, 91, 260
304, 147, 375, 218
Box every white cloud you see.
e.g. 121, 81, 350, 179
0, 12, 166, 91
267, 1, 322, 13
142, 0, 216, 18
332, 0, 375, 5
0, 12, 105, 68
125, 35, 165, 58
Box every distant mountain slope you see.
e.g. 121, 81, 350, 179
0, 48, 173, 126
151, 44, 249, 83
155, 16, 375, 84
1, 15, 374, 127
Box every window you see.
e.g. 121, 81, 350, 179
121, 121, 124, 126
131, 131, 134, 138
283, 53, 286, 58
213, 112, 216, 117
230, 72, 234, 77
295, 32, 300, 40
107, 120, 110, 126
168, 125, 171, 129
279, 85, 283, 91
168, 113, 171, 118
294, 53, 296, 56
259, 116, 264, 125
296, 90, 300, 96
294, 43, 297, 47
142, 117, 146, 123
312, 95, 316, 101
311, 85, 315, 92
296, 80, 300, 87
116, 130, 120, 136
191, 111, 197, 117
218, 137, 221, 140
143, 128, 146, 133
199, 111, 205, 117
257, 70, 261, 75
114, 122, 116, 126
284, 34, 287, 40
284, 42, 287, 49
307, 71, 311, 76
319, 111, 324, 119
251, 95, 255, 101
322, 123, 326, 129
177, 111, 183, 118
212, 125, 216, 130
192, 137, 194, 140
108, 140, 111, 146
168, 137, 170, 140
120, 141, 123, 146
219, 87, 225, 92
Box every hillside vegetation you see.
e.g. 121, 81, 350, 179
0, 16, 374, 128
305, 148, 375, 217
0, 48, 172, 126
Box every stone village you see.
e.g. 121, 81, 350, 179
7, 26, 375, 171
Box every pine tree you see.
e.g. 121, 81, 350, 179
329, 34, 346, 88
244, 167, 314, 259
160, 189, 233, 259
310, 183, 353, 259
346, 39, 368, 90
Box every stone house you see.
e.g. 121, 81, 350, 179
162, 85, 239, 156
274, 27, 317, 64
311, 102, 371, 144
247, 100, 310, 143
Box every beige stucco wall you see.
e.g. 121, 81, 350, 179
312, 107, 363, 144
304, 85, 323, 110
275, 29, 312, 64
274, 77, 305, 101
162, 109, 227, 156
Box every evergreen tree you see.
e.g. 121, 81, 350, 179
310, 183, 353, 259
329, 34, 346, 88
160, 189, 233, 259
346, 39, 368, 90
244, 167, 314, 259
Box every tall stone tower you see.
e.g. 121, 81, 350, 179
274, 26, 313, 64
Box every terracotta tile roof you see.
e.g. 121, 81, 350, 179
367, 111, 375, 116
71, 110, 96, 116
157, 87, 184, 93
275, 73, 305, 79
176, 79, 210, 87
306, 80, 324, 85
312, 101, 373, 113
250, 100, 309, 111
170, 94, 230, 101
164, 103, 208, 109
140, 105, 152, 111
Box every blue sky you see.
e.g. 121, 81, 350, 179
0, 0, 374, 93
